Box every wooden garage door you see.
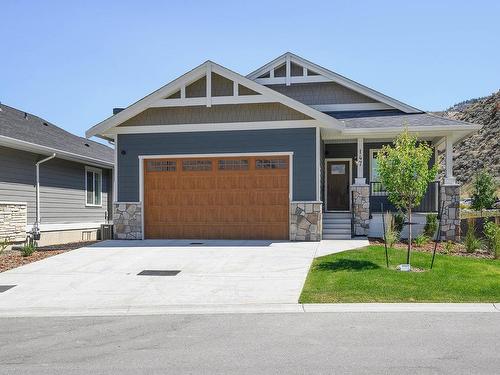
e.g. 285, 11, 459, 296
143, 155, 290, 240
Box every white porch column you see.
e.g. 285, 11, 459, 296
355, 137, 366, 185
444, 136, 456, 185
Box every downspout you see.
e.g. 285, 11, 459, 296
32, 153, 56, 238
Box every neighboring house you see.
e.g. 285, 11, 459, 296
0, 104, 113, 246
86, 52, 480, 241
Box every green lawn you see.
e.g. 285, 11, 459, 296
300, 246, 500, 303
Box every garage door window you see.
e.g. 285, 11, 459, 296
218, 159, 249, 170
183, 159, 212, 171
147, 160, 176, 172
256, 159, 288, 169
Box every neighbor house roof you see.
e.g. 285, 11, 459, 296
0, 103, 113, 167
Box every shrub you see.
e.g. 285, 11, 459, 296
413, 234, 429, 247
0, 238, 10, 255
20, 243, 36, 257
424, 213, 438, 239
483, 221, 500, 258
471, 169, 497, 211
444, 241, 455, 254
464, 227, 482, 253
393, 212, 405, 234
385, 229, 399, 248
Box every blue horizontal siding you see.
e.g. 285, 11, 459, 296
117, 128, 317, 202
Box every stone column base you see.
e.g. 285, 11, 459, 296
290, 201, 322, 241
113, 202, 143, 240
351, 184, 370, 236
0, 202, 28, 243
440, 184, 461, 241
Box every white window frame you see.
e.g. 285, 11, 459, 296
369, 149, 387, 196
85, 166, 103, 207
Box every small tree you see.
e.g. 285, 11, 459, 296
377, 129, 437, 265
471, 169, 497, 212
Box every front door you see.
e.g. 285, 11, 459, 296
326, 160, 350, 211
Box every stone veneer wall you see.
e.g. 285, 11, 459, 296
440, 184, 461, 241
351, 185, 370, 236
0, 202, 27, 243
290, 201, 322, 241
113, 203, 142, 240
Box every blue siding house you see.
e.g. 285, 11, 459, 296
86, 53, 480, 242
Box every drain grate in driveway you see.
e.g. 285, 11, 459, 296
0, 285, 16, 293
137, 270, 181, 276
190, 242, 204, 245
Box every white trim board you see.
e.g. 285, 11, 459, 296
138, 152, 294, 240
324, 158, 352, 212
247, 52, 422, 114
109, 120, 320, 135
86, 60, 344, 139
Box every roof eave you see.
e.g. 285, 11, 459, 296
0, 135, 113, 168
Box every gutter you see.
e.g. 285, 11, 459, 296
32, 153, 56, 239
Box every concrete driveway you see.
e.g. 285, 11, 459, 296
0, 240, 319, 316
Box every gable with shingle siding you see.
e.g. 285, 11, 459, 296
118, 103, 312, 127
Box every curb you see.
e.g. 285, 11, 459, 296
0, 303, 498, 318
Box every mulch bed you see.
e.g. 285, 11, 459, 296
369, 238, 496, 260
0, 241, 99, 273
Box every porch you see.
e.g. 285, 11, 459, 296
320, 134, 460, 240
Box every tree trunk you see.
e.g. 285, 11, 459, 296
407, 205, 412, 265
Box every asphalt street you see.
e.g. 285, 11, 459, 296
0, 312, 498, 374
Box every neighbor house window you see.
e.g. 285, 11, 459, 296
86, 167, 102, 206
369, 149, 386, 194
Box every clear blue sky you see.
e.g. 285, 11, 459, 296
1, 1, 498, 141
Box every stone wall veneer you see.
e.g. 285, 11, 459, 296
440, 184, 460, 241
0, 202, 27, 243
113, 203, 142, 240
290, 202, 322, 241
351, 184, 369, 236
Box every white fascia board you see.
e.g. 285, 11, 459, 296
247, 52, 422, 114
106, 120, 320, 136
0, 135, 113, 168
88, 60, 344, 138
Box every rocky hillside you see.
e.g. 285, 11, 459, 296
436, 90, 499, 191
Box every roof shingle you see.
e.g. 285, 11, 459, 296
0, 104, 113, 164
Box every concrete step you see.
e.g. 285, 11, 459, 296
323, 228, 352, 235
323, 234, 352, 240
323, 223, 351, 230
323, 212, 351, 219
322, 218, 351, 225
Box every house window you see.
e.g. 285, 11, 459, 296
218, 159, 249, 170
256, 159, 288, 169
86, 167, 102, 206
369, 149, 386, 194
